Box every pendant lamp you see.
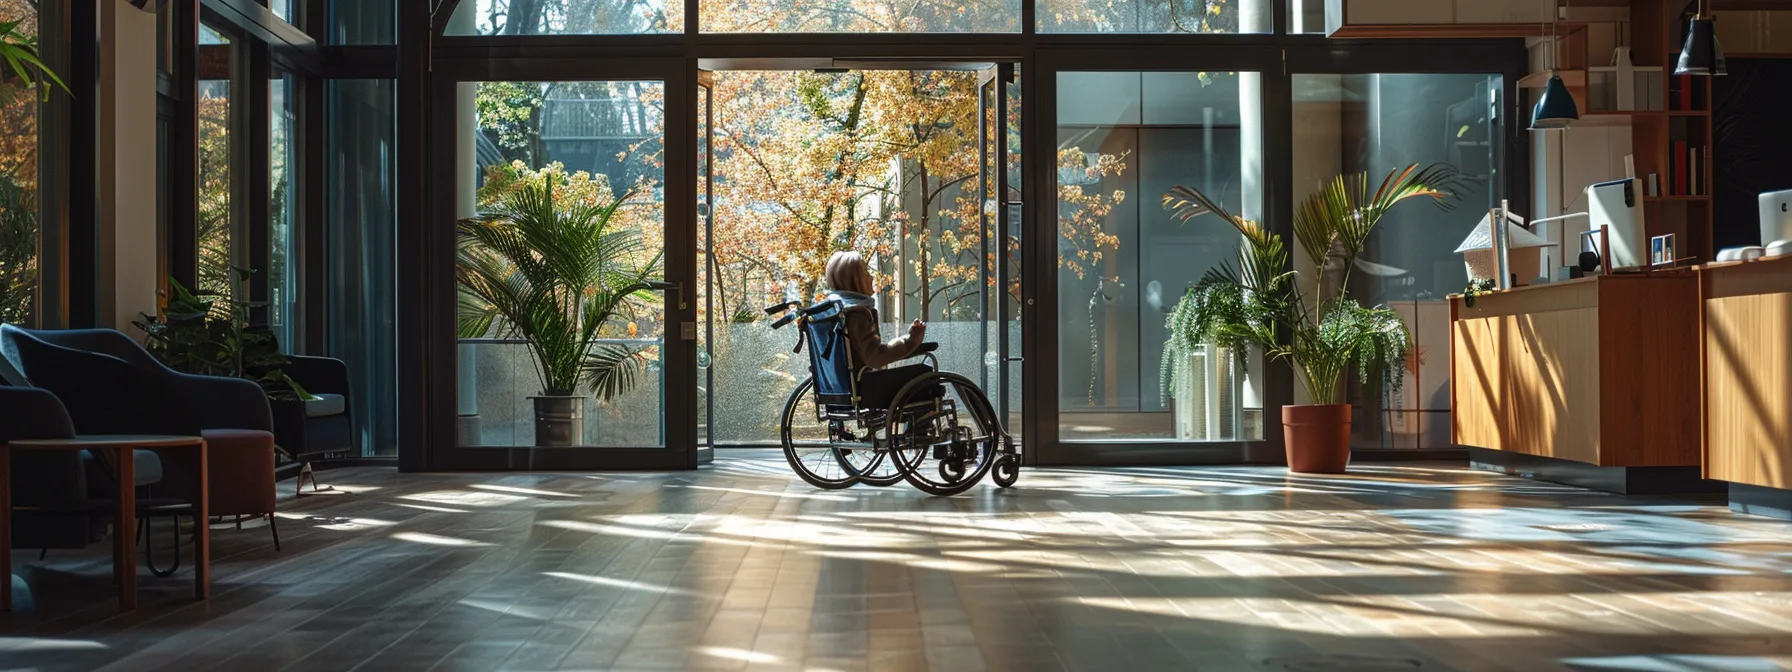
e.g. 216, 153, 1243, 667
1530, 0, 1578, 130
128, 0, 170, 11
1675, 0, 1727, 76
1532, 71, 1580, 130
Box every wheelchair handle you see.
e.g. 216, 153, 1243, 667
764, 300, 800, 315
770, 313, 797, 330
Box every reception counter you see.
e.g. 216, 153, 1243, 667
1450, 272, 1714, 493
1701, 255, 1792, 518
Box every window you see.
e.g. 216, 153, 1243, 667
447, 0, 682, 35
1056, 70, 1267, 442
198, 24, 234, 302
331, 0, 396, 44
1291, 73, 1505, 449
270, 71, 298, 347
457, 80, 669, 448
0, 0, 38, 326
699, 0, 1017, 32
1039, 0, 1271, 33
328, 79, 399, 456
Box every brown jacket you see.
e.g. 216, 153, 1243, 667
838, 298, 915, 370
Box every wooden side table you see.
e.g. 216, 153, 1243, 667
1, 434, 209, 611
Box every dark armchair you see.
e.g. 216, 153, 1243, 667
258, 355, 356, 494
0, 326, 280, 549
1, 386, 104, 552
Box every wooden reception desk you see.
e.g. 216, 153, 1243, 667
1450, 272, 1712, 493
1701, 255, 1792, 517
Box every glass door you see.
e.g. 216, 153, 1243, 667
1034, 47, 1282, 465
432, 57, 697, 470
979, 64, 1023, 439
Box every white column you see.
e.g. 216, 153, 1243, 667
96, 0, 159, 333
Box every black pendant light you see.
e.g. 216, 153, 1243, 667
128, 0, 171, 11
1530, 0, 1578, 130
1676, 0, 1727, 76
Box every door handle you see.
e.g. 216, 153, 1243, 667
646, 280, 687, 310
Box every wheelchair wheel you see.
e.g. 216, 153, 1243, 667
886, 372, 1000, 497
780, 377, 861, 490
836, 426, 905, 487
992, 453, 1019, 488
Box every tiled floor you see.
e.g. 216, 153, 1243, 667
4, 452, 1792, 671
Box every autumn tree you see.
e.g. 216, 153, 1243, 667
0, 0, 37, 324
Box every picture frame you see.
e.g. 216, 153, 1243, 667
1651, 233, 1677, 267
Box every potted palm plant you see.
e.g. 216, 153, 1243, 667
457, 167, 665, 447
1160, 165, 1454, 473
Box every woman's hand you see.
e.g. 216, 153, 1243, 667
909, 319, 926, 341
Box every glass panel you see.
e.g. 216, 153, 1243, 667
702, 70, 999, 445
331, 0, 397, 44
270, 0, 291, 21
327, 79, 398, 457
696, 80, 711, 447
699, 0, 1017, 32
1039, 0, 1271, 33
198, 25, 233, 303
1057, 71, 1266, 443
447, 0, 682, 35
458, 80, 667, 448
1288, 0, 1324, 33
0, 0, 38, 326
270, 72, 298, 349
1292, 73, 1503, 450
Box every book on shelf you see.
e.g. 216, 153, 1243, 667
1624, 154, 1636, 180
1690, 147, 1700, 196
1647, 173, 1660, 197
1674, 141, 1688, 195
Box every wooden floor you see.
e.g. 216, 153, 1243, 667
4, 451, 1792, 672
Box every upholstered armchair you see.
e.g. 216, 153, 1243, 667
0, 326, 281, 549
255, 355, 356, 494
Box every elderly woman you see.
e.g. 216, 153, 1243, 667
822, 251, 930, 408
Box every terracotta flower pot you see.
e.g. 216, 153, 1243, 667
1281, 404, 1352, 474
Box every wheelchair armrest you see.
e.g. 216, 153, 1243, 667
913, 342, 939, 355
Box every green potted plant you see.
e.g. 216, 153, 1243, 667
0, 19, 68, 103
1159, 165, 1452, 473
456, 167, 664, 447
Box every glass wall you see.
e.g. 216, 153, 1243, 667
1291, 73, 1504, 450
1039, 0, 1271, 33
270, 71, 298, 347
1056, 70, 1265, 443
448, 0, 682, 34
0, 0, 39, 327
456, 79, 668, 448
700, 0, 1017, 32
198, 24, 234, 302
332, 0, 396, 43
328, 79, 399, 456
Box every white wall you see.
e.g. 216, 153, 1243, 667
96, 0, 160, 333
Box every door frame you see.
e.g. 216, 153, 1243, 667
420, 56, 699, 471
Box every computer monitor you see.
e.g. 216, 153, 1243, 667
1761, 189, 1792, 246
1587, 178, 1646, 269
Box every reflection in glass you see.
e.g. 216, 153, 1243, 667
448, 0, 682, 35
327, 80, 399, 456
198, 25, 233, 303
1039, 0, 1270, 33
1056, 71, 1265, 442
457, 81, 667, 448
270, 73, 298, 349
1292, 73, 1503, 450
699, 0, 1017, 32
0, 0, 38, 326
331, 0, 396, 44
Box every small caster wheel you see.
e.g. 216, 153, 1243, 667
938, 458, 966, 483
992, 455, 1019, 488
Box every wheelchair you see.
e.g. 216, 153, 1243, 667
766, 297, 1020, 496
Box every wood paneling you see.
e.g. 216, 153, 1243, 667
1598, 274, 1704, 467
1452, 274, 1702, 467
1703, 259, 1792, 488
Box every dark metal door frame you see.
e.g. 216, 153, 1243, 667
420, 56, 699, 471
